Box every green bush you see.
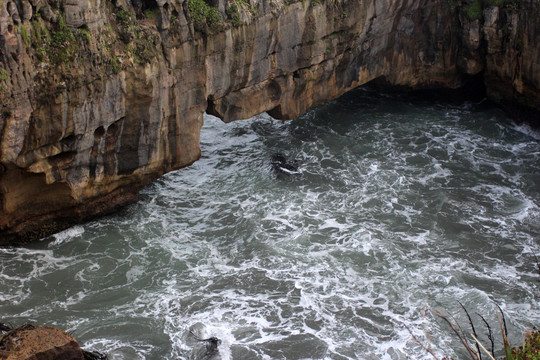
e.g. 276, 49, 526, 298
226, 4, 242, 26
188, 0, 223, 32
110, 55, 121, 74
116, 9, 132, 29
21, 24, 30, 47
31, 19, 46, 46
144, 8, 159, 20
205, 6, 222, 27
188, 0, 208, 24
79, 28, 91, 43
465, 0, 483, 19
465, 0, 522, 19
49, 18, 77, 65
0, 66, 8, 90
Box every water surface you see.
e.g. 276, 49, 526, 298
1, 87, 539, 359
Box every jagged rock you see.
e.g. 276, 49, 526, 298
0, 0, 538, 244
0, 325, 84, 360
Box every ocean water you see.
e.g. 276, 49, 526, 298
1, 87, 539, 359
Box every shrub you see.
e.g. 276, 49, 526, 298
465, 0, 522, 19
49, 18, 77, 65
116, 9, 132, 29
21, 24, 30, 47
144, 8, 159, 20
226, 4, 242, 26
465, 0, 483, 19
0, 66, 8, 90
188, 0, 208, 24
188, 0, 223, 32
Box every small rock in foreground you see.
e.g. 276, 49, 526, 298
0, 324, 83, 360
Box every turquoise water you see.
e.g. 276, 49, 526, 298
1, 87, 539, 359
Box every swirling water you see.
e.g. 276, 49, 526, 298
1, 87, 539, 359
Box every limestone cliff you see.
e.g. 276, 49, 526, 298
0, 0, 539, 244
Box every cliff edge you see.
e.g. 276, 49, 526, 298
1, 0, 539, 244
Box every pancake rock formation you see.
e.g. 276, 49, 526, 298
1, 0, 539, 244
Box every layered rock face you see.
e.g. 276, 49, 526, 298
0, 0, 539, 244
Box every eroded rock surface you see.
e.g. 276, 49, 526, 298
0, 0, 539, 243
0, 324, 83, 360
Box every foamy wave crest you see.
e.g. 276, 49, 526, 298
48, 225, 85, 247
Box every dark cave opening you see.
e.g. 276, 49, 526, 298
367, 73, 487, 105
132, 0, 159, 19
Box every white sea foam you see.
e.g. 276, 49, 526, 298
513, 122, 540, 140
2, 97, 540, 360
48, 225, 85, 247
82, 339, 156, 360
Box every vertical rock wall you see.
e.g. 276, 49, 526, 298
0, 0, 538, 244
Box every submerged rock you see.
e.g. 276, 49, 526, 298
0, 324, 83, 360
188, 328, 222, 360
271, 153, 301, 175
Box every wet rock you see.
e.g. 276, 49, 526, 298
188, 329, 222, 360
0, 324, 11, 334
82, 349, 108, 360
271, 153, 301, 175
0, 324, 84, 360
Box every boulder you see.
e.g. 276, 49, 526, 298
0, 324, 84, 360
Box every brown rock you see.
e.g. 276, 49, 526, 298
0, 325, 84, 360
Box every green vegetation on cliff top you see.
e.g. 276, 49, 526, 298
115, 8, 159, 64
188, 0, 223, 32
17, 5, 161, 76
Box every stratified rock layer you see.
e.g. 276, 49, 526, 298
0, 0, 539, 244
